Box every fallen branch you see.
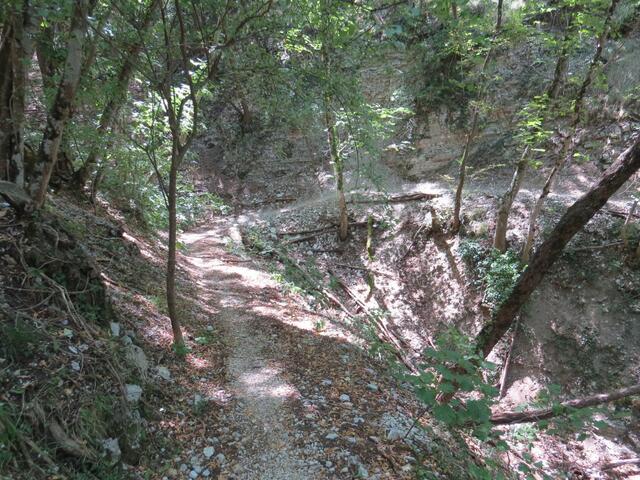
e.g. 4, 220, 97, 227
569, 240, 624, 252
601, 458, 640, 470
349, 192, 440, 204
332, 262, 393, 278
241, 197, 296, 207
491, 383, 640, 425
327, 268, 416, 372
281, 221, 370, 244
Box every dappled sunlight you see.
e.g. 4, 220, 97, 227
238, 365, 300, 401
186, 354, 212, 370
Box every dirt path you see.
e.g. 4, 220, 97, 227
182, 219, 323, 479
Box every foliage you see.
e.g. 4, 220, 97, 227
403, 329, 498, 439
460, 240, 524, 308
0, 318, 42, 362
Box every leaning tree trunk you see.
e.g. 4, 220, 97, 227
323, 96, 349, 241
476, 135, 640, 358
71, 0, 160, 191
30, 0, 92, 208
493, 146, 530, 252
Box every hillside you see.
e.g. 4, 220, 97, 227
2, 0, 640, 479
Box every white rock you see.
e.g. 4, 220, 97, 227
125, 384, 143, 402
325, 432, 338, 440
101, 437, 121, 460
339, 394, 350, 402
203, 446, 215, 459
110, 322, 120, 337
125, 344, 149, 376
156, 366, 171, 381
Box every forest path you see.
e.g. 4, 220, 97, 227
182, 218, 322, 479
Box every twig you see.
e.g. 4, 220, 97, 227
332, 262, 393, 278
498, 316, 520, 399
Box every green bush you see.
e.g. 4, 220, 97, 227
459, 240, 523, 308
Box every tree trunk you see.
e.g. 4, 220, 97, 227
451, 12, 500, 232
475, 135, 640, 358
71, 0, 160, 191
493, 146, 529, 252
521, 138, 570, 262
324, 96, 349, 241
166, 158, 185, 349
490, 383, 640, 425
521, 0, 619, 261
0, 21, 13, 181
8, 0, 32, 189
452, 112, 479, 231
30, 0, 92, 208
495, 0, 504, 31
573, 0, 620, 121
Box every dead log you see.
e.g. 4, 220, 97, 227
490, 383, 640, 425
348, 192, 440, 204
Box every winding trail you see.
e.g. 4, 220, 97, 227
182, 219, 322, 479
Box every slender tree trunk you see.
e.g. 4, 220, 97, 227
8, 0, 32, 189
451, 4, 502, 232
324, 96, 348, 241
496, 0, 504, 31
452, 112, 479, 231
521, 0, 619, 261
547, 46, 569, 100
71, 0, 160, 191
491, 383, 640, 425
30, 0, 92, 208
0, 21, 13, 181
166, 156, 185, 348
521, 139, 569, 262
475, 135, 640, 359
494, 146, 529, 252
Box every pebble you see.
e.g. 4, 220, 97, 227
203, 446, 215, 458
321, 379, 332, 386
215, 453, 226, 464
366, 383, 378, 392
339, 394, 350, 402
325, 432, 339, 440
189, 470, 198, 479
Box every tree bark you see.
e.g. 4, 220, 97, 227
490, 383, 640, 425
30, 0, 92, 208
493, 146, 529, 252
476, 135, 640, 358
71, 0, 161, 191
166, 157, 185, 348
0, 20, 13, 181
8, 0, 32, 188
452, 112, 479, 232
521, 138, 570, 262
324, 96, 349, 241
